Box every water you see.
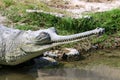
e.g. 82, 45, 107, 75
1, 64, 120, 80
0, 50, 120, 80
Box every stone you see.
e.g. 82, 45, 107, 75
43, 48, 80, 61
34, 57, 58, 67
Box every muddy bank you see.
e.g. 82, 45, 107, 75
36, 34, 120, 62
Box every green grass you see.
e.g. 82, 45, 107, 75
1, 0, 120, 35
1, 0, 120, 68
11, 9, 120, 34
0, 0, 120, 44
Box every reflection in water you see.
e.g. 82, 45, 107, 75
0, 65, 120, 80
0, 66, 36, 80
0, 49, 120, 80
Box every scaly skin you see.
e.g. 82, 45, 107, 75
0, 25, 104, 65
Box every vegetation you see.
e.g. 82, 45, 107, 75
0, 0, 120, 34
0, 0, 120, 46
86, 0, 114, 2
1, 0, 120, 67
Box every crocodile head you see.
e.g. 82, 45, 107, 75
3, 27, 104, 65
22, 27, 105, 53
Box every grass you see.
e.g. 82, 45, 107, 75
1, 0, 120, 68
25, 9, 120, 35
0, 0, 120, 45
0, 0, 120, 47
86, 0, 114, 2
1, 0, 120, 34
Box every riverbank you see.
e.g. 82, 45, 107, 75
0, 0, 120, 68
59, 49, 120, 68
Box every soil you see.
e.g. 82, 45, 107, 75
0, 14, 12, 26
40, 0, 120, 18
0, 14, 7, 25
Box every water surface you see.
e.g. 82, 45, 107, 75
0, 49, 120, 80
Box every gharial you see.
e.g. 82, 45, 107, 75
0, 25, 104, 65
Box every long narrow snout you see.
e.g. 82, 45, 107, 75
51, 28, 105, 43
21, 27, 105, 56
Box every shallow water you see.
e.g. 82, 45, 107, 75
0, 65, 120, 80
0, 50, 120, 80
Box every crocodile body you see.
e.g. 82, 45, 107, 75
0, 25, 104, 65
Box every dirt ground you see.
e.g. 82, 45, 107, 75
0, 14, 7, 25
1, 0, 120, 25
0, 14, 13, 27
40, 0, 120, 18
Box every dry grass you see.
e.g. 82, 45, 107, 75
46, 0, 85, 9
0, 1, 4, 7
85, 0, 114, 2
41, 0, 116, 9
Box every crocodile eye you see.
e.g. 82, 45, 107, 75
35, 32, 51, 45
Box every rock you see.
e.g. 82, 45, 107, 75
34, 57, 58, 67
43, 50, 63, 60
62, 48, 80, 61
43, 48, 80, 61
43, 50, 59, 58
63, 48, 79, 56
91, 45, 99, 49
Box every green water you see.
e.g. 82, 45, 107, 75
0, 49, 120, 80
0, 66, 120, 80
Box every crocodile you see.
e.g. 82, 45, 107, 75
0, 25, 104, 65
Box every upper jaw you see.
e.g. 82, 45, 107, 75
27, 27, 105, 52
50, 28, 105, 42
